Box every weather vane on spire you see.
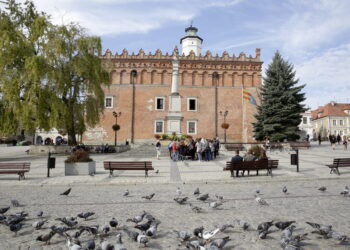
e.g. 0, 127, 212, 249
190, 20, 193, 27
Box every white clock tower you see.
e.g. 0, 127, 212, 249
180, 26, 203, 56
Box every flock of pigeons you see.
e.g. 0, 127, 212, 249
0, 185, 349, 249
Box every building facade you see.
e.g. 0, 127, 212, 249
298, 111, 313, 140
311, 102, 350, 139
83, 26, 262, 144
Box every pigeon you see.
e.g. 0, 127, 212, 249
210, 236, 231, 248
37, 210, 44, 217
100, 238, 114, 250
256, 188, 261, 194
103, 225, 110, 235
32, 220, 47, 230
219, 224, 234, 232
11, 200, 20, 207
194, 187, 200, 195
56, 217, 78, 227
275, 221, 296, 230
142, 193, 155, 200
144, 212, 155, 221
124, 228, 139, 241
255, 195, 269, 205
193, 226, 204, 237
174, 197, 189, 205
82, 225, 99, 236
215, 194, 224, 200
283, 186, 288, 194
135, 218, 154, 232
235, 219, 250, 231
86, 239, 96, 250
0, 207, 10, 214
197, 193, 209, 201
209, 201, 223, 209
155, 169, 159, 174
257, 221, 274, 232
174, 230, 191, 241
306, 222, 332, 236
77, 212, 95, 220
123, 189, 129, 197
61, 188, 72, 196
51, 225, 73, 235
9, 223, 22, 236
318, 186, 327, 192
327, 230, 348, 244
199, 228, 220, 240
66, 234, 82, 250
114, 233, 127, 250
36, 231, 56, 245
127, 211, 147, 223
186, 239, 207, 249
0, 215, 6, 222
176, 187, 182, 196
340, 186, 349, 196
189, 203, 202, 213
137, 234, 149, 247
6, 213, 27, 225
259, 230, 271, 239
146, 220, 160, 237
109, 217, 118, 229
280, 225, 296, 240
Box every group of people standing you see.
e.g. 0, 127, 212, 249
328, 134, 348, 150
156, 138, 221, 161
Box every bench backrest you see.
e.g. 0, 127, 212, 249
334, 158, 350, 167
289, 142, 310, 147
225, 160, 278, 169
0, 163, 30, 170
103, 161, 153, 170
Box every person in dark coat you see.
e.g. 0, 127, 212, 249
230, 150, 243, 177
337, 134, 341, 145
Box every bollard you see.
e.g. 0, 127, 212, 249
47, 152, 56, 177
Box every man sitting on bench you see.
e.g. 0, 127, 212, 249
231, 150, 243, 177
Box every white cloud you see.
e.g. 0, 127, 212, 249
295, 43, 350, 108
29, 0, 244, 36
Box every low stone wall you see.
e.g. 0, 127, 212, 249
29, 145, 71, 154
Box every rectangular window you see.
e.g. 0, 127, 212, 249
333, 120, 336, 126
302, 117, 307, 124
187, 121, 197, 134
155, 97, 165, 110
340, 120, 344, 126
188, 98, 197, 111
105, 97, 113, 108
155, 120, 164, 133
340, 130, 343, 136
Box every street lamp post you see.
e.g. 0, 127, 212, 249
112, 111, 121, 146
220, 110, 229, 143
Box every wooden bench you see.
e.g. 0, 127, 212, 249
326, 158, 350, 175
289, 142, 311, 149
103, 161, 153, 177
224, 160, 279, 177
224, 143, 245, 151
0, 162, 30, 180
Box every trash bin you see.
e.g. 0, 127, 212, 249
291, 154, 298, 165
48, 157, 56, 169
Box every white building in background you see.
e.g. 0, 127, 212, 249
299, 111, 313, 140
34, 128, 68, 145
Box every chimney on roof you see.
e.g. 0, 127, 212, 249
331, 101, 336, 106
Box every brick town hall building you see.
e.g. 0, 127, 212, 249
84, 26, 263, 144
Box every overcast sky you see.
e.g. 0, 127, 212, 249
21, 0, 350, 109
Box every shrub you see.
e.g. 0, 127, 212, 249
154, 134, 161, 139
186, 135, 193, 139
112, 124, 120, 131
181, 134, 187, 140
65, 149, 93, 163
161, 134, 168, 140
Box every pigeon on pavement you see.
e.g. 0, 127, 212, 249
109, 217, 118, 229
257, 221, 274, 232
114, 233, 127, 250
11, 200, 20, 207
0, 207, 10, 214
189, 203, 202, 213
194, 187, 200, 195
123, 189, 129, 197
9, 223, 22, 236
142, 193, 155, 200
135, 219, 154, 232
127, 211, 147, 223
306, 222, 332, 236
174, 230, 191, 241
32, 220, 47, 230
199, 228, 220, 240
209, 201, 223, 209
37, 210, 43, 217
176, 187, 182, 196
275, 221, 296, 230
137, 234, 149, 247
235, 219, 250, 231
340, 186, 349, 196
197, 193, 209, 201
86, 239, 96, 250
60, 188, 72, 196
219, 224, 234, 232
318, 186, 327, 192
36, 231, 56, 245
210, 236, 231, 248
77, 212, 95, 220
283, 186, 288, 194
174, 197, 189, 205
255, 195, 269, 205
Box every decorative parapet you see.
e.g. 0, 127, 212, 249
101, 48, 262, 62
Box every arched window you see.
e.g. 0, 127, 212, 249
212, 72, 219, 86
130, 70, 137, 84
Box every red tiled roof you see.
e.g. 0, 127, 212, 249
311, 102, 350, 120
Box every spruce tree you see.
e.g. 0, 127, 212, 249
253, 51, 306, 142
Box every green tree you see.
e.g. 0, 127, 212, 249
0, 0, 110, 145
253, 51, 307, 142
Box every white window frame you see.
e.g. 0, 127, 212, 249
333, 120, 337, 126
340, 120, 344, 126
154, 120, 164, 134
187, 97, 197, 111
105, 96, 113, 109
155, 97, 165, 111
187, 120, 197, 135
302, 117, 307, 124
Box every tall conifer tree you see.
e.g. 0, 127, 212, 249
253, 51, 306, 142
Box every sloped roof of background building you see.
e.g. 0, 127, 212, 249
311, 103, 350, 120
